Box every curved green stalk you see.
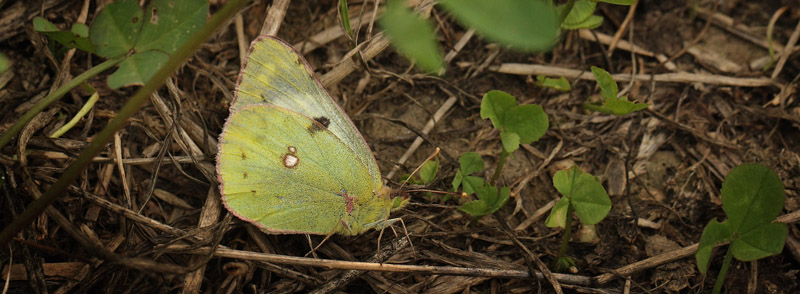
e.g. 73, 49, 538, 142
0, 56, 124, 149
555, 203, 574, 263
0, 0, 247, 247
49, 88, 99, 138
712, 248, 734, 294
490, 149, 509, 186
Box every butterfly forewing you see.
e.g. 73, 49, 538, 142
232, 36, 382, 189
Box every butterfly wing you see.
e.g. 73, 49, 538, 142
217, 105, 378, 235
231, 36, 382, 189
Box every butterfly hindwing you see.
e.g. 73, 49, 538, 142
217, 105, 377, 235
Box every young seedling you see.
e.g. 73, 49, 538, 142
696, 163, 787, 294
33, 17, 95, 56
452, 152, 508, 218
545, 165, 611, 272
455, 90, 548, 220
584, 66, 648, 116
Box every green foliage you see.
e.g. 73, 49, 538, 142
418, 159, 439, 185
338, 0, 355, 38
597, 0, 637, 5
89, 0, 207, 88
559, 0, 603, 30
439, 0, 559, 52
0, 54, 9, 74
480, 90, 548, 153
584, 66, 648, 116
696, 164, 787, 288
452, 152, 485, 195
34, 17, 95, 55
380, 0, 443, 73
536, 76, 571, 91
545, 165, 611, 228
459, 185, 510, 218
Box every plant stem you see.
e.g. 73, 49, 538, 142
0, 56, 124, 149
0, 0, 246, 248
557, 0, 576, 25
555, 203, 574, 262
712, 248, 734, 294
490, 150, 508, 186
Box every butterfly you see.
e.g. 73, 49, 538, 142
216, 36, 407, 236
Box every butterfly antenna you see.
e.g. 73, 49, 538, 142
399, 147, 440, 191
406, 188, 468, 198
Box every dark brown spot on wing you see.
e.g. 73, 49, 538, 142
240, 151, 247, 160
307, 117, 330, 135
242, 172, 248, 179
314, 116, 330, 128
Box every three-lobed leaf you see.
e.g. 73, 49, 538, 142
380, 0, 443, 73
480, 90, 516, 129
696, 164, 787, 275
90, 0, 207, 88
452, 152, 485, 194
135, 0, 208, 54
90, 0, 143, 58
440, 0, 559, 52
546, 165, 611, 228
481, 90, 548, 152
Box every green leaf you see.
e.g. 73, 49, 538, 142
503, 104, 548, 144
536, 76, 571, 91
545, 197, 570, 228
480, 90, 516, 129
338, 0, 354, 38
722, 164, 786, 234
597, 0, 637, 5
71, 23, 90, 37
696, 219, 732, 274
90, 0, 143, 57
459, 200, 490, 217
440, 0, 559, 52
34, 17, 95, 53
462, 176, 484, 195
135, 0, 208, 54
500, 131, 520, 153
459, 152, 484, 175
107, 50, 169, 89
732, 222, 788, 261
560, 0, 596, 29
452, 169, 464, 190
591, 95, 648, 116
0, 54, 10, 74
561, 14, 603, 30
474, 185, 497, 205
553, 165, 611, 225
418, 159, 439, 184
590, 66, 618, 100
488, 186, 510, 214
380, 0, 443, 73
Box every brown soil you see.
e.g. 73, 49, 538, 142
1, 0, 799, 293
